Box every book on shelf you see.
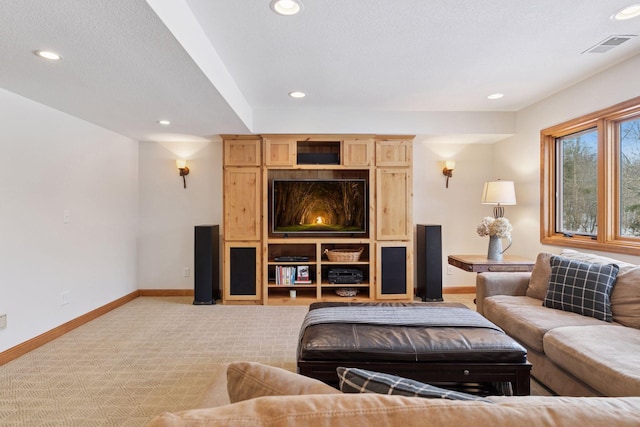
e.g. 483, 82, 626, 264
296, 265, 310, 283
275, 265, 312, 285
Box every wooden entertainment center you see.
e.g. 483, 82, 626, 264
221, 135, 414, 305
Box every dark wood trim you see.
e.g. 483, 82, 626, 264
0, 291, 139, 367
298, 360, 531, 396
138, 289, 194, 296
443, 286, 475, 294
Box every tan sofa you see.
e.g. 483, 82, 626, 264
477, 249, 640, 397
147, 361, 640, 426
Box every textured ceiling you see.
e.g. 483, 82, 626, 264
1, 0, 639, 143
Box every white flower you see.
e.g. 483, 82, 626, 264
477, 216, 512, 238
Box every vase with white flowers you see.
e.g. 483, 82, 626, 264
476, 216, 513, 261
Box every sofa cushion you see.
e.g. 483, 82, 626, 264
226, 361, 338, 404
337, 367, 493, 402
560, 249, 635, 274
526, 252, 553, 300
611, 266, 640, 329
544, 325, 640, 396
483, 295, 605, 353
148, 394, 640, 427
543, 256, 619, 321
525, 250, 637, 303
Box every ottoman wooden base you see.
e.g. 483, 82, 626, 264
298, 360, 531, 396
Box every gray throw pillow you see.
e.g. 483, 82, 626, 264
543, 255, 619, 322
337, 367, 493, 403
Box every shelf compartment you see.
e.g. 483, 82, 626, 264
269, 264, 316, 286
268, 243, 316, 263
297, 141, 340, 165
321, 243, 370, 262
267, 287, 318, 305
320, 288, 371, 301
321, 282, 370, 288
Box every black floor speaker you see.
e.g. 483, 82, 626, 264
194, 225, 220, 305
416, 224, 443, 301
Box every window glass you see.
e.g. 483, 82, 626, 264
620, 117, 640, 237
556, 128, 598, 236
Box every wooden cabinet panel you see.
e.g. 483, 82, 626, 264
224, 242, 261, 303
375, 139, 412, 166
343, 138, 374, 166
376, 168, 411, 240
224, 139, 261, 166
265, 138, 296, 166
224, 168, 261, 241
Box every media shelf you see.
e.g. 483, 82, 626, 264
265, 240, 373, 304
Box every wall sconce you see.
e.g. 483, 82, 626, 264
481, 180, 516, 217
442, 160, 455, 188
176, 159, 189, 189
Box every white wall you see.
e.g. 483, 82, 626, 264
416, 53, 640, 287
137, 139, 222, 290
134, 53, 640, 292
0, 89, 138, 352
495, 53, 640, 266
413, 140, 499, 287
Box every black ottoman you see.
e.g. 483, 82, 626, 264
297, 302, 531, 395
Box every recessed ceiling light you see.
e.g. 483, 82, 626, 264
157, 120, 171, 125
289, 91, 306, 98
487, 93, 504, 100
612, 4, 640, 20
34, 50, 62, 60
270, 0, 303, 16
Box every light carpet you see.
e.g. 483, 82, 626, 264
0, 295, 550, 426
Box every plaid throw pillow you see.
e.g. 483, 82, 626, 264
336, 367, 493, 403
543, 255, 619, 321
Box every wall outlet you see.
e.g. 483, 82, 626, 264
0, 314, 6, 330
447, 265, 454, 275
63, 209, 71, 224
183, 267, 190, 277
61, 290, 70, 305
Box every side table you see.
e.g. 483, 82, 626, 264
448, 255, 535, 273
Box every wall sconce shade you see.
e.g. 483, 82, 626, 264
481, 180, 516, 217
442, 160, 455, 188
176, 159, 190, 189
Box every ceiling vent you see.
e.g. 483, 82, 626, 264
582, 35, 637, 54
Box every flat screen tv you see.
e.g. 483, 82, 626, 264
271, 179, 367, 235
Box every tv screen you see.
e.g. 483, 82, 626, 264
272, 179, 367, 235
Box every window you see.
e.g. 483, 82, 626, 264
620, 117, 640, 238
541, 96, 640, 255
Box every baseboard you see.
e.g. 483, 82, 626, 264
138, 289, 194, 296
0, 290, 139, 367
442, 286, 475, 294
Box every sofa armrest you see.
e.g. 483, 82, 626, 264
476, 272, 531, 315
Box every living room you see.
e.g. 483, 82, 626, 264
2, 0, 640, 424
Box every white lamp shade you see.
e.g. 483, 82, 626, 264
176, 159, 187, 169
481, 181, 516, 205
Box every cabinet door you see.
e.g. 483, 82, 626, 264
375, 242, 413, 300
224, 242, 261, 302
376, 168, 411, 240
265, 138, 296, 167
224, 168, 261, 241
343, 138, 374, 166
375, 139, 412, 166
224, 139, 261, 167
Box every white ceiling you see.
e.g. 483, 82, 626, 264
1, 0, 639, 143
